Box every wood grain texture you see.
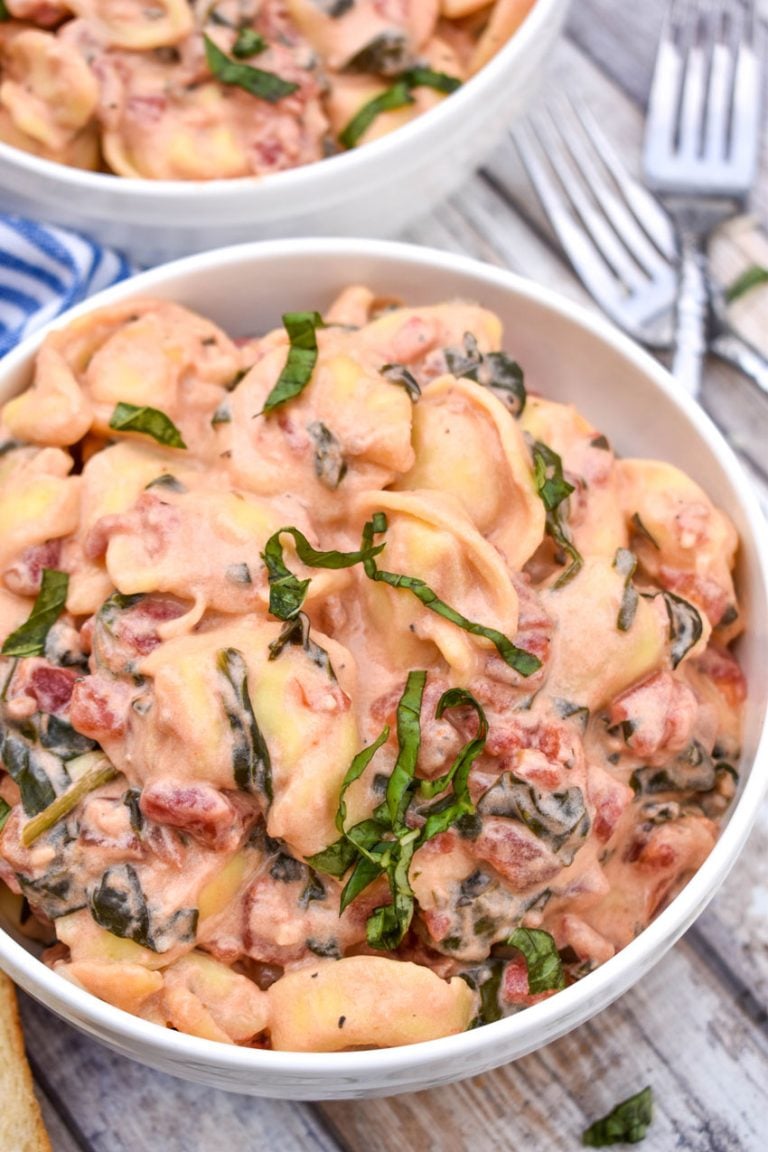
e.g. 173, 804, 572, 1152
9, 3, 768, 1150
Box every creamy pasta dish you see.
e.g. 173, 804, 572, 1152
0, 0, 536, 180
0, 286, 745, 1051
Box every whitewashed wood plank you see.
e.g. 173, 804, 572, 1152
17, 992, 340, 1152
318, 939, 768, 1152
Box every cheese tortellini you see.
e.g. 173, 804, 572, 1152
0, 286, 745, 1052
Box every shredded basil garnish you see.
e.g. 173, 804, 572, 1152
531, 440, 583, 587
308, 674, 489, 951
1, 569, 69, 658
508, 926, 565, 993
360, 513, 541, 676
724, 264, 768, 303
613, 548, 639, 632
109, 402, 186, 449
339, 67, 461, 148
232, 27, 267, 58
444, 332, 526, 415
381, 363, 422, 401
204, 34, 298, 103
582, 1086, 654, 1146
262, 312, 327, 414
261, 526, 385, 621
217, 648, 272, 800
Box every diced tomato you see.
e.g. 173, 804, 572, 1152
28, 665, 79, 715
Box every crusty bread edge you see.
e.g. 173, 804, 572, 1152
0, 970, 53, 1152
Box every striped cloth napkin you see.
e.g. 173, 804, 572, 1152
0, 215, 134, 358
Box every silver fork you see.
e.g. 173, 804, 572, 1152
510, 99, 768, 397
643, 0, 763, 396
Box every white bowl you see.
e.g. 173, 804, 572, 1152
0, 0, 568, 266
1, 238, 767, 1100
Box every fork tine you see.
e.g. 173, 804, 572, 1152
731, 31, 761, 178
705, 15, 733, 163
678, 1, 710, 161
510, 122, 624, 319
568, 100, 678, 261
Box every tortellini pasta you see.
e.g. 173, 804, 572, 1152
0, 287, 745, 1054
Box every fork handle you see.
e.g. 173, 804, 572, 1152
672, 231, 709, 398
710, 331, 768, 401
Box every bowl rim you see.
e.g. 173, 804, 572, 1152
0, 0, 564, 201
1, 235, 767, 1082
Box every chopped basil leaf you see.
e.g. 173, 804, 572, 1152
419, 689, 487, 840
582, 1086, 653, 1146
553, 698, 590, 730
590, 434, 610, 450
724, 264, 768, 303
613, 548, 639, 632
262, 312, 327, 413
507, 926, 565, 993
109, 402, 186, 449
232, 27, 267, 58
1, 569, 69, 659
0, 1, 9, 21
307, 421, 347, 488
21, 756, 118, 847
384, 669, 426, 827
630, 512, 660, 550
261, 525, 385, 620
339, 80, 414, 148
403, 66, 462, 95
267, 612, 336, 678
204, 34, 299, 104
145, 473, 187, 493
0, 797, 11, 832
531, 440, 583, 587
217, 648, 272, 800
361, 514, 540, 676
444, 332, 526, 415
336, 724, 391, 835
381, 363, 422, 401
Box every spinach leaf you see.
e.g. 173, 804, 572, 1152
307, 421, 347, 488
462, 959, 504, 1026
361, 513, 541, 676
217, 648, 272, 801
122, 787, 144, 835
204, 34, 298, 103
0, 730, 56, 816
0, 1, 9, 21
630, 512, 660, 550
507, 926, 565, 993
0, 797, 11, 832
724, 264, 768, 303
21, 755, 118, 846
344, 30, 410, 75
232, 28, 267, 58
262, 312, 326, 414
267, 612, 335, 678
225, 562, 252, 585
261, 525, 385, 620
531, 440, 583, 587
444, 332, 526, 415
145, 473, 187, 493
90, 863, 197, 953
2, 569, 69, 658
478, 774, 588, 858
613, 548, 639, 632
380, 363, 421, 401
582, 1086, 653, 1146
109, 402, 186, 449
640, 590, 703, 669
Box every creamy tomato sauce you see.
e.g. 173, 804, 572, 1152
0, 286, 745, 1051
0, 0, 537, 179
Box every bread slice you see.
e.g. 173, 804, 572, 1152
0, 972, 52, 1152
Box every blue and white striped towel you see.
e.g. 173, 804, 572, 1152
0, 216, 133, 358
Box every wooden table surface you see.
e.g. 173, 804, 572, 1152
14, 2, 768, 1149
